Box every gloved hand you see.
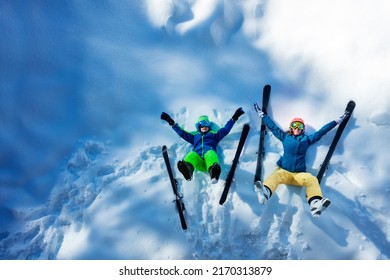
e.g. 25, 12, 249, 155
336, 110, 350, 125
232, 107, 245, 121
161, 112, 175, 126
254, 102, 264, 118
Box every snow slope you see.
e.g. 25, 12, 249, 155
1, 0, 390, 260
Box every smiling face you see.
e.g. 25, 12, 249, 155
291, 126, 303, 135
200, 125, 210, 133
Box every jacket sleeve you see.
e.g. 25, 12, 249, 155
172, 124, 195, 144
308, 120, 337, 144
214, 119, 235, 142
262, 115, 286, 142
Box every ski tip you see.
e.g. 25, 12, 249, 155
219, 194, 227, 205
162, 145, 167, 152
345, 100, 356, 113
263, 85, 271, 95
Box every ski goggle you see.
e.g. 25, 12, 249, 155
290, 121, 304, 130
198, 120, 210, 128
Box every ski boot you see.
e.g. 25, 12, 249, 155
310, 198, 331, 218
177, 160, 194, 181
255, 181, 271, 204
209, 163, 221, 184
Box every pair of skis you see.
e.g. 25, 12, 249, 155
162, 122, 251, 230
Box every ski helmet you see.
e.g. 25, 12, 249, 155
290, 117, 305, 125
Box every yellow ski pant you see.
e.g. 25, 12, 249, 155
264, 167, 322, 202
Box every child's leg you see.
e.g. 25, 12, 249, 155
203, 150, 220, 171
184, 151, 207, 172
203, 150, 221, 183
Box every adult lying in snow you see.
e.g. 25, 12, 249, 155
254, 102, 349, 218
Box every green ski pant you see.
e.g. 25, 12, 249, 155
184, 150, 219, 172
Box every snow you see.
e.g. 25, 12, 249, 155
1, 0, 390, 260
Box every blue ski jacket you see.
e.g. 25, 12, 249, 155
263, 115, 337, 172
172, 118, 235, 158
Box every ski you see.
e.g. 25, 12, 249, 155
219, 123, 250, 205
162, 145, 187, 230
254, 85, 271, 186
317, 100, 356, 183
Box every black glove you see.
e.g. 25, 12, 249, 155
232, 107, 245, 121
161, 112, 175, 126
